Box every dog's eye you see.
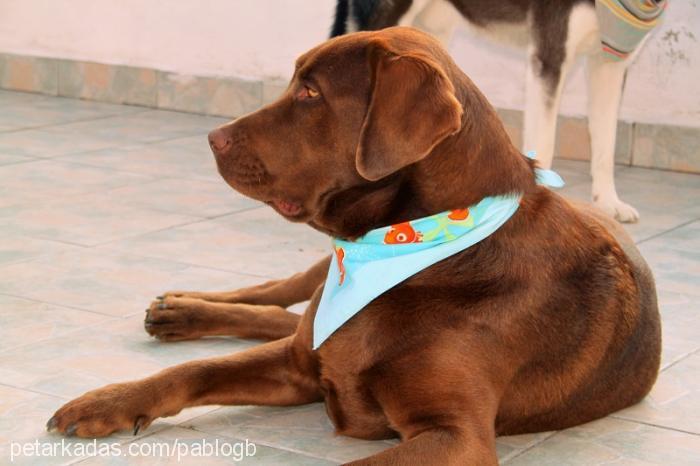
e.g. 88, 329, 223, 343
298, 85, 320, 100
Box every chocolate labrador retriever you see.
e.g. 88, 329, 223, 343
48, 27, 661, 465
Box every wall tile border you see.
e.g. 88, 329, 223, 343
1, 53, 698, 174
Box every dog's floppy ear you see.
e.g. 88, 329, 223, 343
355, 42, 463, 181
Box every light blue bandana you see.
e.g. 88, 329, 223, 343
313, 152, 564, 349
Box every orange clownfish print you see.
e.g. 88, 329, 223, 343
448, 209, 470, 221
384, 222, 423, 244
335, 246, 346, 285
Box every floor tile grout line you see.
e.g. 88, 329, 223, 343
619, 162, 700, 177
635, 217, 700, 245
1, 121, 220, 161
20, 129, 214, 163
51, 130, 216, 155
44, 155, 223, 181
2, 235, 313, 289
0, 292, 129, 318
16, 237, 92, 249
56, 423, 178, 466
0, 381, 67, 400
0, 175, 162, 214
1, 234, 95, 253
18, 155, 172, 180
0, 244, 279, 318
500, 431, 559, 464
0, 174, 254, 224
656, 286, 700, 297
0, 235, 92, 249
0, 311, 121, 355
609, 415, 700, 436
170, 406, 226, 428
0, 203, 257, 254
660, 346, 700, 372
0, 107, 151, 135
660, 346, 700, 373
3, 214, 205, 249
91, 245, 285, 281
0, 134, 204, 165
0, 155, 43, 167
0, 243, 91, 270
88, 205, 265, 249
183, 424, 341, 463
110, 205, 253, 223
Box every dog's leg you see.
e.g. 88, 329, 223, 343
144, 298, 301, 341
522, 47, 571, 170
586, 52, 639, 222
158, 255, 330, 307
412, 0, 460, 46
145, 256, 329, 341
523, 2, 603, 169
397, 0, 431, 28
347, 426, 497, 465
47, 336, 321, 438
346, 348, 501, 465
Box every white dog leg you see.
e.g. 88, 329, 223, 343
398, 0, 432, 28
586, 52, 639, 223
412, 0, 460, 47
523, 49, 571, 170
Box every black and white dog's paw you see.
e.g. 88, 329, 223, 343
594, 196, 640, 223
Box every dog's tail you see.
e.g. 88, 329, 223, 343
330, 0, 350, 37
330, 0, 382, 38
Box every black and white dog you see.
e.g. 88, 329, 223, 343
331, 0, 661, 222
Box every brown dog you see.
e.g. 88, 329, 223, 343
47, 27, 661, 465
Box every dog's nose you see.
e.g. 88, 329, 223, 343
208, 128, 231, 154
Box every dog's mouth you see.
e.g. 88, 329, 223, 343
267, 199, 305, 219
265, 183, 344, 222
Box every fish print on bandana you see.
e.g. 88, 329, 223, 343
335, 246, 346, 286
448, 209, 469, 221
384, 222, 423, 244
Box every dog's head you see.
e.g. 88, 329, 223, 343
210, 27, 524, 238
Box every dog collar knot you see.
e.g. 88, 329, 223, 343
313, 153, 563, 349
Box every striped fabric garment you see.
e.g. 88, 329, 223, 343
596, 0, 668, 61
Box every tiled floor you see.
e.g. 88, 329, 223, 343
0, 89, 698, 465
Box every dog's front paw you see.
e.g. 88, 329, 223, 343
594, 196, 640, 223
145, 296, 210, 341
156, 290, 207, 300
47, 383, 155, 438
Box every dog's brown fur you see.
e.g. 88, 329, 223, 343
48, 28, 661, 465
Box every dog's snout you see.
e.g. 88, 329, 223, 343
208, 128, 232, 154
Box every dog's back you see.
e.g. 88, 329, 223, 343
492, 195, 661, 434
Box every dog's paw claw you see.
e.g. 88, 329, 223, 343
133, 416, 148, 436
46, 416, 57, 432
65, 424, 78, 437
